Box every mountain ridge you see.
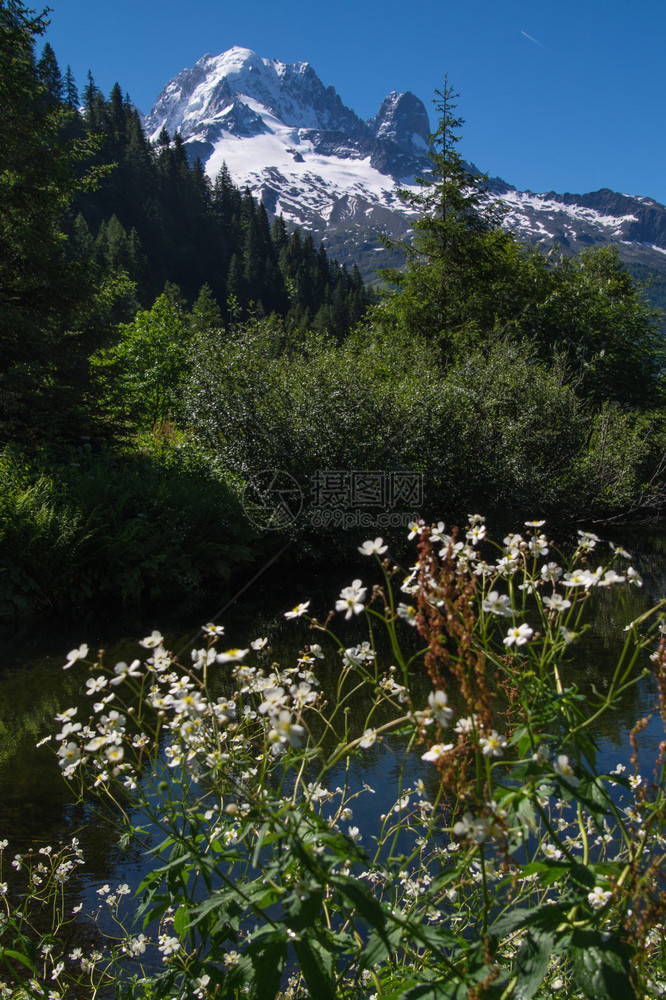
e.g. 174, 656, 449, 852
144, 46, 666, 297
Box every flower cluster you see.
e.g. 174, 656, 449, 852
3, 519, 665, 1000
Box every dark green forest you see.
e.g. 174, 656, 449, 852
2, 1, 666, 627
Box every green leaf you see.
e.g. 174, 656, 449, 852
173, 903, 190, 937
405, 920, 459, 955
153, 844, 192, 874
514, 795, 538, 835
570, 930, 637, 1000
402, 979, 468, 999
491, 901, 568, 938
246, 929, 288, 1000
513, 930, 554, 999
292, 936, 338, 1000
518, 860, 567, 886
188, 889, 231, 927
363, 922, 404, 968
284, 888, 324, 933
330, 874, 388, 935
1, 948, 36, 972
251, 822, 280, 868
575, 776, 611, 820
569, 863, 596, 891
510, 725, 529, 748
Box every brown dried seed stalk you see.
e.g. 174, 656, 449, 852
417, 526, 495, 732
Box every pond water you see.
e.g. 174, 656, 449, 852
1, 527, 665, 965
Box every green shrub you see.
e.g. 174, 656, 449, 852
184, 320, 660, 534
0, 446, 258, 622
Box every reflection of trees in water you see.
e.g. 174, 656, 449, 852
607, 526, 666, 604
556, 532, 666, 756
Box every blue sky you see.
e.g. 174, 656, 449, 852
43, 0, 666, 204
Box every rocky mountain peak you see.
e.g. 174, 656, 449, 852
370, 91, 430, 152
145, 46, 370, 142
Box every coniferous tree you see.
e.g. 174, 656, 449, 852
0, 1, 101, 442
36, 42, 63, 103
226, 253, 243, 304
271, 214, 289, 252
378, 78, 515, 360
71, 212, 94, 260
376, 79, 663, 406
83, 69, 105, 129
191, 284, 223, 335
51, 73, 371, 331
64, 65, 79, 109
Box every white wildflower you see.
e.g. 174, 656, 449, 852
157, 934, 180, 957
479, 730, 507, 757
110, 660, 142, 685
139, 630, 164, 649
598, 569, 626, 587
397, 603, 418, 626
202, 623, 225, 638
503, 623, 533, 647
541, 561, 563, 583
577, 530, 600, 550
553, 754, 579, 786
358, 537, 388, 556
85, 676, 108, 695
422, 742, 454, 763
482, 591, 512, 617
216, 648, 249, 664
285, 601, 310, 619
588, 886, 612, 910
63, 644, 88, 670
336, 580, 367, 619
528, 533, 549, 556
542, 593, 571, 612
428, 689, 454, 726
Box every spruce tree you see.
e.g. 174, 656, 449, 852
378, 78, 515, 360
0, 1, 100, 443
377, 80, 664, 406
64, 65, 78, 109
190, 284, 223, 335
36, 42, 63, 103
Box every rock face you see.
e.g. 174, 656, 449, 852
145, 47, 666, 291
371, 91, 430, 149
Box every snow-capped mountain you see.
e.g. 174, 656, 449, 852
145, 47, 430, 233
145, 47, 666, 291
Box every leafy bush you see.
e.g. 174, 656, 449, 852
91, 293, 193, 430
0, 446, 257, 622
184, 319, 662, 533
184, 317, 431, 479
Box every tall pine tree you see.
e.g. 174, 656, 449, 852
378, 79, 514, 360
0, 1, 101, 442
